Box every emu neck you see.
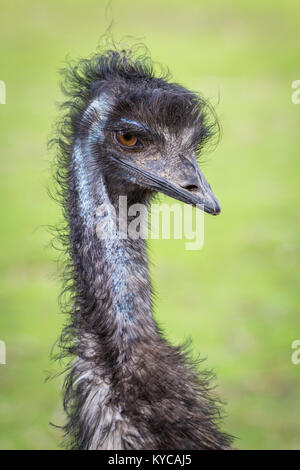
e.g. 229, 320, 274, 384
70, 139, 156, 363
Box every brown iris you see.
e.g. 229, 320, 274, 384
116, 131, 138, 147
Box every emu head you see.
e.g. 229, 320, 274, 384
77, 51, 221, 215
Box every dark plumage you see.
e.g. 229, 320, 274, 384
52, 46, 233, 450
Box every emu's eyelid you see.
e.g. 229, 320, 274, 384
120, 118, 147, 131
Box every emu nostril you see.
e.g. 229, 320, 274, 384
180, 184, 199, 192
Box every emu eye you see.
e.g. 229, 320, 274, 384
116, 131, 138, 148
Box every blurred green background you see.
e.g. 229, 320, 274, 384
0, 0, 299, 450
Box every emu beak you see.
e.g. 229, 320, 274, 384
111, 153, 221, 215
142, 156, 221, 215
189, 166, 221, 215
161, 169, 221, 215
147, 171, 220, 215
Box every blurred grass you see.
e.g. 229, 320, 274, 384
0, 0, 299, 449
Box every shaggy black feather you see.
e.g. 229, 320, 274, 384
51, 44, 233, 450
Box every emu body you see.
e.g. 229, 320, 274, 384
54, 48, 232, 449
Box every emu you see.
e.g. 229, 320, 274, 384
53, 47, 233, 450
